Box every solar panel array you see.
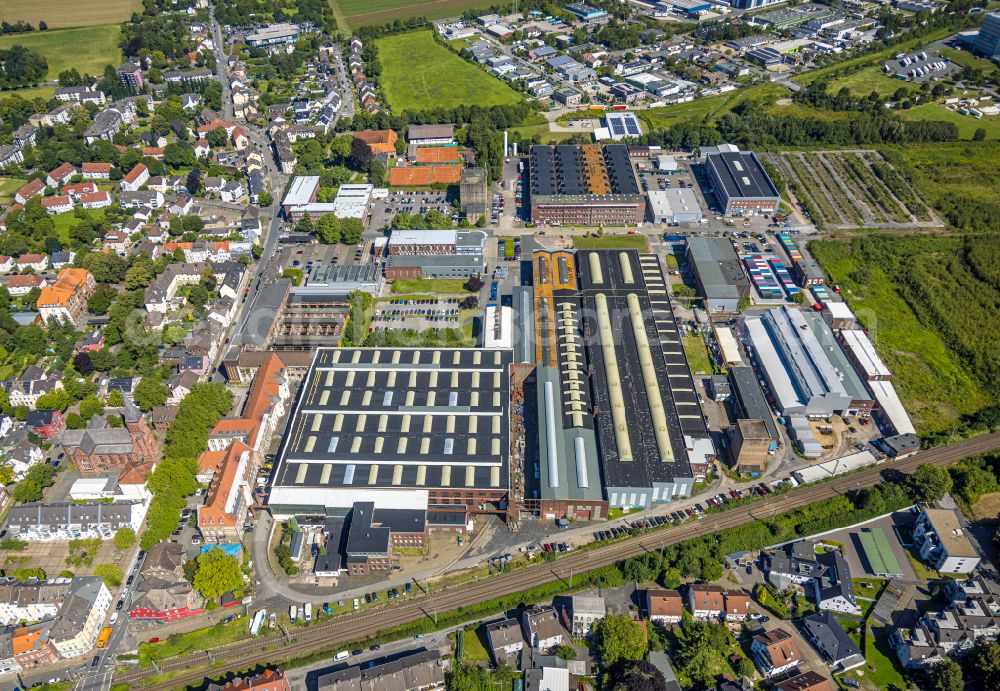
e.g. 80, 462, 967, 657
624, 115, 641, 136
610, 118, 626, 136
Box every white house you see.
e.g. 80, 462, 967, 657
51, 577, 112, 658
913, 508, 981, 574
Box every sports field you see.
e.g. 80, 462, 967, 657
0, 0, 139, 30
375, 31, 522, 113
0, 25, 122, 82
331, 0, 495, 29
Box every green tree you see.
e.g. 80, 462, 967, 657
0, 465, 14, 485
971, 640, 1000, 688
79, 396, 105, 420
133, 378, 169, 411
340, 217, 364, 245
192, 548, 244, 600
973, 128, 987, 142
124, 264, 154, 290
94, 563, 124, 588
65, 412, 85, 429
107, 389, 125, 407
187, 284, 209, 307
258, 191, 273, 207
12, 463, 57, 502
87, 285, 119, 315
594, 613, 647, 667
734, 655, 755, 678
114, 527, 136, 550
925, 658, 963, 691
908, 463, 953, 504
317, 214, 341, 244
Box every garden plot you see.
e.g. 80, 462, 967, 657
765, 151, 941, 229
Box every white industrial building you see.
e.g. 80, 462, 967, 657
483, 305, 513, 350
646, 189, 703, 224
792, 450, 877, 485
742, 306, 853, 416
600, 112, 643, 141
330, 184, 374, 219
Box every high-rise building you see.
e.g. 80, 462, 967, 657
117, 62, 144, 91
970, 11, 1000, 58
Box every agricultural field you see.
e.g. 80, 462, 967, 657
0, 0, 139, 30
331, 0, 495, 30
0, 25, 122, 83
765, 150, 939, 229
810, 235, 996, 435
375, 31, 522, 113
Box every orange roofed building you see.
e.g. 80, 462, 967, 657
354, 129, 397, 156
206, 668, 290, 691
196, 354, 289, 542
36, 268, 96, 328
12, 622, 59, 669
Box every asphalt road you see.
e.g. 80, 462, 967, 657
114, 430, 1000, 691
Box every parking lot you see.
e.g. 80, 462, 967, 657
369, 190, 456, 231
371, 297, 463, 332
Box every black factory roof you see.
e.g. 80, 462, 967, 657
272, 347, 512, 492
706, 150, 780, 200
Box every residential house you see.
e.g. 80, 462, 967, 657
10, 621, 60, 671
62, 182, 97, 199
774, 672, 833, 691
129, 542, 197, 621
83, 108, 125, 144
645, 589, 683, 625
220, 180, 245, 203
765, 541, 826, 589
104, 229, 132, 256
36, 268, 96, 328
521, 606, 565, 650
24, 410, 65, 440
14, 179, 45, 205
81, 162, 112, 180
2, 366, 62, 408
12, 124, 38, 148
0, 146, 25, 170
811, 551, 860, 615
80, 191, 112, 209
194, 139, 210, 158
0, 257, 13, 274
751, 628, 802, 677
687, 585, 751, 623
3, 438, 43, 479
119, 190, 164, 209
46, 163, 77, 188
41, 196, 74, 215
5, 274, 47, 297
0, 580, 72, 626
487, 617, 525, 666
913, 508, 982, 574
569, 595, 605, 637
206, 668, 291, 691
800, 611, 864, 671
49, 577, 112, 658
120, 164, 150, 192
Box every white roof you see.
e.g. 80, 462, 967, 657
331, 183, 373, 219
268, 487, 429, 514
389, 229, 457, 245
714, 325, 743, 365
538, 667, 570, 691
71, 477, 113, 492
657, 154, 677, 171
824, 301, 855, 319
869, 380, 915, 436
794, 450, 877, 484
484, 305, 513, 350
839, 329, 890, 379
282, 176, 320, 206
646, 188, 701, 217
743, 316, 802, 412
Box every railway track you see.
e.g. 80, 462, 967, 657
117, 430, 1000, 690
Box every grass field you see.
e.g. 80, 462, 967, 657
389, 277, 473, 294
901, 103, 1000, 140
375, 31, 522, 113
682, 334, 712, 375
331, 0, 496, 30
970, 491, 1000, 521
0, 0, 138, 30
572, 234, 650, 251
890, 141, 1000, 206
938, 46, 999, 75
0, 25, 122, 83
810, 237, 992, 435
0, 178, 26, 204
640, 82, 789, 130
827, 65, 915, 98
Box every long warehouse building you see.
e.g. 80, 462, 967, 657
268, 347, 513, 519
529, 249, 696, 517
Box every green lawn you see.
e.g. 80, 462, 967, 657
938, 46, 999, 75
375, 30, 522, 113
332, 0, 499, 29
571, 234, 649, 251
682, 334, 712, 375
901, 102, 1000, 140
139, 618, 249, 666
0, 24, 122, 84
50, 208, 103, 244
836, 626, 909, 691
641, 82, 789, 130
510, 113, 576, 145
827, 65, 914, 98
0, 177, 27, 203
389, 277, 473, 294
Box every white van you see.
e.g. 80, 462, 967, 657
335, 651, 350, 661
